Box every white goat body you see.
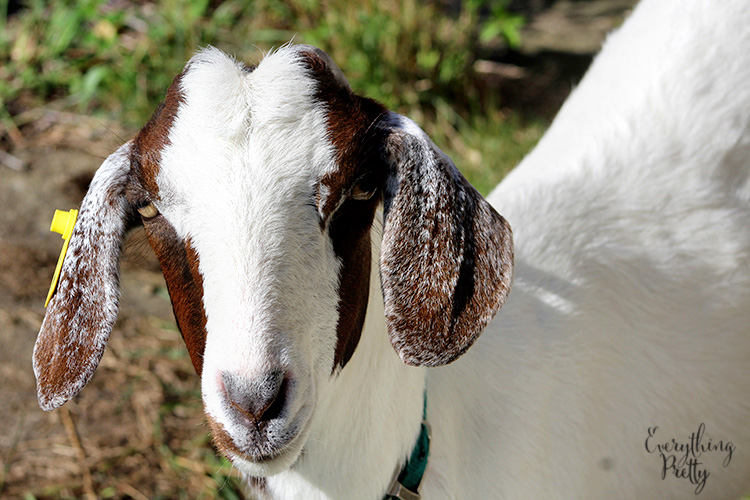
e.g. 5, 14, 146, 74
468, 0, 750, 497
33, 0, 750, 498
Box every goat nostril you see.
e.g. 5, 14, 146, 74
221, 370, 287, 423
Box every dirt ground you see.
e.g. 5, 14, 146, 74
0, 2, 637, 498
0, 115, 249, 499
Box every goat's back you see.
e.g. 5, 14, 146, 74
424, 0, 750, 498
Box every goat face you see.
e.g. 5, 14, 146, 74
33, 45, 513, 476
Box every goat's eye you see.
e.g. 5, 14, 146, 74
351, 183, 376, 201
137, 202, 159, 219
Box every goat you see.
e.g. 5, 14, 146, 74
34, 0, 750, 498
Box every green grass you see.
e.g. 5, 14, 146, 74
0, 0, 521, 121
0, 0, 542, 185
422, 105, 546, 194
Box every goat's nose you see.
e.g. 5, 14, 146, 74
221, 370, 287, 423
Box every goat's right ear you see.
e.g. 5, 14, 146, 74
379, 114, 513, 367
33, 142, 133, 411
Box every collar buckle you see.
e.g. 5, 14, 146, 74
384, 419, 431, 500
386, 478, 421, 500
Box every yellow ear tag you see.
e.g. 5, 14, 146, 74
45, 209, 79, 307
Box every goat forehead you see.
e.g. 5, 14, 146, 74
152, 48, 340, 233
174, 46, 331, 138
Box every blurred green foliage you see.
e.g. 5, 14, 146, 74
1, 0, 258, 123
0, 0, 544, 190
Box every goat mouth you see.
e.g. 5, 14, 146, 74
235, 423, 311, 477
235, 430, 305, 466
205, 408, 312, 476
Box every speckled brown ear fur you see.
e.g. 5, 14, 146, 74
33, 143, 132, 411
380, 115, 513, 367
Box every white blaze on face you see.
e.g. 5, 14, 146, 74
152, 47, 344, 471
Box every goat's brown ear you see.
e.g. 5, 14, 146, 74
379, 114, 513, 367
33, 142, 132, 411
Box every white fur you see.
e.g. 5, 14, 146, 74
147, 0, 750, 497
470, 0, 750, 497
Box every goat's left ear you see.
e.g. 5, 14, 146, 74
33, 142, 132, 411
379, 113, 513, 367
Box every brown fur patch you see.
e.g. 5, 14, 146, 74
299, 49, 388, 371
132, 70, 186, 196
143, 219, 207, 375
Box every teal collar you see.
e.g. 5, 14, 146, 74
384, 396, 430, 500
